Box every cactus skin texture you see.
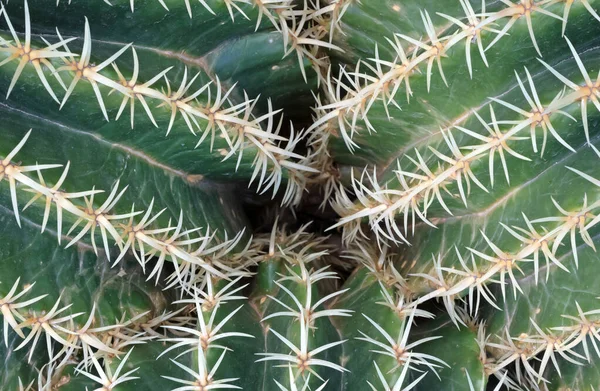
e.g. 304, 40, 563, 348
1, 0, 600, 390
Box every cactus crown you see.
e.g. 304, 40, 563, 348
1, 0, 600, 390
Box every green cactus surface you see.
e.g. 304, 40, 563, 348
1, 0, 600, 390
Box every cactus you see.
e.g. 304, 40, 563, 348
1, 0, 600, 389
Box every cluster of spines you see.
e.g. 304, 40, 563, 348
0, 276, 186, 390
26, 0, 362, 209
303, 94, 343, 210
344, 244, 499, 389
481, 301, 600, 389
0, 133, 288, 388
0, 2, 363, 383
0, 130, 259, 291
3, 0, 600, 389
316, 0, 600, 250
249, 224, 346, 387
311, 0, 600, 151
327, 34, 600, 247
307, 4, 600, 386
246, 224, 451, 390
340, 163, 600, 388
0, 1, 321, 206
357, 292, 446, 385
400, 163, 597, 313
157, 275, 257, 390
313, 0, 600, 246
2, 132, 360, 389
355, 244, 600, 390
58, 0, 345, 83
8, 120, 587, 387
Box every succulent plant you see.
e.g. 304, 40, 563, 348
1, 0, 600, 390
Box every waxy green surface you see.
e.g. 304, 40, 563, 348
4, 0, 318, 121
0, 0, 316, 206
328, 0, 600, 168
332, 268, 486, 390
0, 198, 171, 389
324, 0, 600, 306
250, 259, 345, 390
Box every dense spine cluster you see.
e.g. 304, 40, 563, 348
0, 2, 320, 205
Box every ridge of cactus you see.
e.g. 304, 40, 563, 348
0, 1, 319, 203
328, 35, 600, 247
312, 0, 600, 151
1, 130, 255, 286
